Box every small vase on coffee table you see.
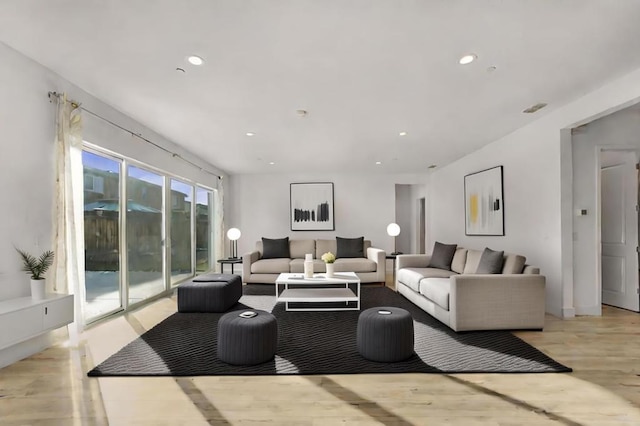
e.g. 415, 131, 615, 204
325, 263, 335, 278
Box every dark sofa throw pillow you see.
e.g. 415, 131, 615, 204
261, 237, 290, 259
476, 247, 505, 274
336, 236, 364, 258
428, 241, 457, 270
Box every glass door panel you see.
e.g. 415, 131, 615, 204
170, 179, 193, 285
196, 187, 212, 273
127, 165, 165, 304
82, 151, 123, 320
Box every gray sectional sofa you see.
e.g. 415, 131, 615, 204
395, 245, 545, 332
242, 238, 385, 284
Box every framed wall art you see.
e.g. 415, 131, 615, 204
464, 166, 504, 236
290, 182, 334, 231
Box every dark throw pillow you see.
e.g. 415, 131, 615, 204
261, 237, 290, 259
476, 247, 505, 274
336, 236, 364, 258
428, 241, 457, 270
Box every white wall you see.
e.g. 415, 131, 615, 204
395, 184, 412, 254
0, 41, 226, 302
428, 66, 640, 317
227, 173, 426, 256
571, 106, 640, 314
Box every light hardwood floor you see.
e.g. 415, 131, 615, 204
1, 289, 639, 425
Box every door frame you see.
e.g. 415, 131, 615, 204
595, 146, 640, 313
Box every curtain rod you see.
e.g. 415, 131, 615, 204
47, 91, 222, 180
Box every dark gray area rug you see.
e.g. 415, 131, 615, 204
88, 286, 571, 376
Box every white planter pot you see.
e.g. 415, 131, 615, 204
325, 263, 335, 278
30, 279, 46, 300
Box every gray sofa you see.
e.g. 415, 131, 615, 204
395, 247, 545, 332
242, 238, 385, 284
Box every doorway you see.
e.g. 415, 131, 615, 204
599, 148, 640, 312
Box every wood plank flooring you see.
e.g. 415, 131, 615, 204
0, 289, 639, 425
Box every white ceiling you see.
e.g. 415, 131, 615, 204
1, 0, 640, 175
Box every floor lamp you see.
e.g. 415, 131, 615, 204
227, 228, 241, 259
386, 223, 401, 256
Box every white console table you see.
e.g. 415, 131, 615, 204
0, 293, 74, 351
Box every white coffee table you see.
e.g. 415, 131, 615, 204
275, 272, 361, 311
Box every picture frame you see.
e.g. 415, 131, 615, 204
464, 166, 504, 236
290, 182, 334, 231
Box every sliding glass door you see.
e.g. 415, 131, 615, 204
82, 147, 218, 323
170, 179, 193, 285
196, 187, 214, 273
126, 165, 165, 305
83, 150, 123, 320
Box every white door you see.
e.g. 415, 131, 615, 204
601, 150, 640, 312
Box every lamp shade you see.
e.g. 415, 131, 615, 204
386, 223, 401, 237
227, 228, 241, 241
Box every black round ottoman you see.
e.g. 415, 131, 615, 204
217, 310, 278, 366
357, 307, 414, 362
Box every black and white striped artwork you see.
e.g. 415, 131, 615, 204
290, 182, 334, 231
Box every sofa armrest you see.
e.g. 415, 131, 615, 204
396, 254, 431, 270
367, 247, 386, 282
242, 250, 260, 280
449, 274, 546, 332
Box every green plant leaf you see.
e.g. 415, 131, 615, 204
16, 248, 54, 280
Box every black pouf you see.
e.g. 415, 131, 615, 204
177, 274, 242, 313
357, 306, 414, 362
217, 310, 278, 366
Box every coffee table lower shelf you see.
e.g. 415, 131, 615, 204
278, 288, 359, 311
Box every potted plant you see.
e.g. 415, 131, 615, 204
16, 248, 54, 300
321, 251, 336, 277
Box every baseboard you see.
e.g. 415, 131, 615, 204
561, 307, 576, 318
574, 305, 601, 316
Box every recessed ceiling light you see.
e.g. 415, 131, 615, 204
187, 55, 204, 66
375, 161, 382, 165
399, 131, 408, 136
459, 54, 477, 65
268, 161, 275, 165
246, 132, 255, 136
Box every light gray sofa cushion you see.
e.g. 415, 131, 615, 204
451, 248, 468, 274
502, 253, 526, 274
251, 258, 291, 274
463, 249, 483, 274
397, 267, 457, 292
315, 239, 336, 259
290, 239, 316, 259
334, 258, 377, 273
419, 278, 450, 311
290, 259, 325, 273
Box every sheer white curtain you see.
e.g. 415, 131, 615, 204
50, 93, 86, 333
